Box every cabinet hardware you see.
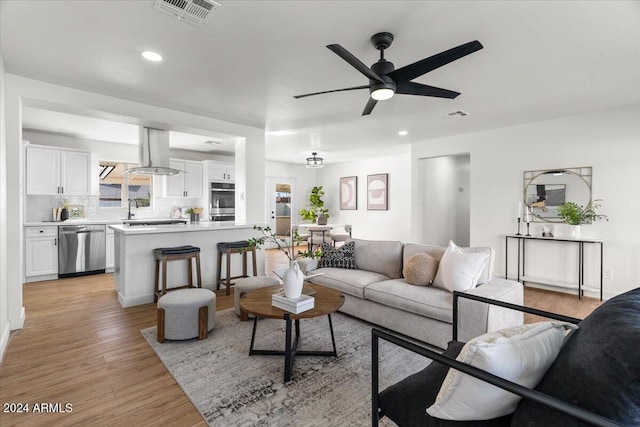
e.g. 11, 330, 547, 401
39, 230, 44, 233
57, 186, 60, 194
61, 186, 64, 194
54, 238, 57, 246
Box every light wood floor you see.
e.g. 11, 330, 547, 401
0, 249, 601, 426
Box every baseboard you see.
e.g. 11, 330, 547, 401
118, 292, 154, 308
0, 322, 10, 363
10, 306, 25, 330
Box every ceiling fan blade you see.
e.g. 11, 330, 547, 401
388, 40, 483, 83
396, 82, 460, 99
293, 85, 370, 99
362, 97, 378, 116
327, 44, 385, 84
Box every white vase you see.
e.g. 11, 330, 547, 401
283, 260, 304, 299
571, 225, 581, 239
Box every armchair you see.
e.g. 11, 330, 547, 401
372, 289, 640, 427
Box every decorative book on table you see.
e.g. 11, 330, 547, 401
271, 293, 315, 314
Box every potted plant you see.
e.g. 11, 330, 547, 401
557, 199, 608, 238
186, 207, 203, 222
299, 186, 329, 224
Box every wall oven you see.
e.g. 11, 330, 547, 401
210, 181, 235, 222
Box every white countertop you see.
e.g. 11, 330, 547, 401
109, 222, 256, 235
25, 219, 123, 226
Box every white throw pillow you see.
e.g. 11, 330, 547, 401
432, 240, 490, 292
427, 321, 575, 421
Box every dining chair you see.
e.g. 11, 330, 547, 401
329, 225, 352, 247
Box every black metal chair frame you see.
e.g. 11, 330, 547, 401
371, 291, 620, 427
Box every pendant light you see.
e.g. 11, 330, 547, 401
306, 152, 324, 168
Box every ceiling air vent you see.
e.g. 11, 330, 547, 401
447, 110, 470, 117
154, 0, 221, 28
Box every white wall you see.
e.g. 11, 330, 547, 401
0, 55, 10, 360
419, 154, 470, 247
317, 153, 413, 242
4, 74, 266, 333
412, 104, 640, 299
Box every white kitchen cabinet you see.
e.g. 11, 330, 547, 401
208, 161, 234, 182
106, 228, 115, 269
26, 146, 91, 196
166, 160, 203, 198
25, 226, 58, 277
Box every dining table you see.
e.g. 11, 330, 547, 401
298, 223, 346, 251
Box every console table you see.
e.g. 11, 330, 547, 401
505, 234, 603, 300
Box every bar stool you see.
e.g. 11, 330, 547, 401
216, 241, 257, 295
154, 245, 202, 302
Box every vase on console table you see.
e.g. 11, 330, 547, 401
283, 260, 304, 299
571, 225, 581, 239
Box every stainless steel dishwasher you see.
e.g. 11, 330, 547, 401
58, 224, 106, 277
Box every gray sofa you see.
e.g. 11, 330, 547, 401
299, 238, 523, 349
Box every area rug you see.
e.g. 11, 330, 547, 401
141, 309, 432, 426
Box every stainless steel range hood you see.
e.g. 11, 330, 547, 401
124, 127, 182, 175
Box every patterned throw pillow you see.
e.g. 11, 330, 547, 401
317, 241, 356, 269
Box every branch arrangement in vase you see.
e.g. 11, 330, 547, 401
557, 199, 609, 225
248, 225, 322, 260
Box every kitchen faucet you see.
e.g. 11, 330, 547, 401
128, 199, 138, 220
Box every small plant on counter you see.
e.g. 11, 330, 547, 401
557, 199, 609, 225
248, 225, 322, 260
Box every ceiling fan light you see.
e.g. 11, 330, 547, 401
141, 51, 163, 62
306, 152, 324, 168
371, 88, 394, 101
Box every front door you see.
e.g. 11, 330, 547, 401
266, 177, 296, 249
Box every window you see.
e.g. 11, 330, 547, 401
99, 162, 152, 208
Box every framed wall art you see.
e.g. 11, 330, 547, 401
340, 176, 357, 210
367, 173, 388, 210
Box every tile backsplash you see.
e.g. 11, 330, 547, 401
26, 195, 202, 222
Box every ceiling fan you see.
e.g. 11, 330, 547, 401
294, 32, 483, 116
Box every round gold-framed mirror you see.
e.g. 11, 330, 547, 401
523, 167, 592, 222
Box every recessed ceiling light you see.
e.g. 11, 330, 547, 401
398, 130, 408, 136
141, 51, 163, 62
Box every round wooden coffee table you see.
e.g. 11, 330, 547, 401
240, 283, 345, 382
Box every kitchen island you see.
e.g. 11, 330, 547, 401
109, 222, 265, 307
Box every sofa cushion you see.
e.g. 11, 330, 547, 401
348, 238, 403, 279
308, 267, 390, 298
511, 287, 640, 426
404, 243, 494, 285
317, 241, 356, 269
364, 279, 454, 323
379, 340, 512, 427
403, 253, 439, 286
433, 241, 491, 292
427, 321, 573, 421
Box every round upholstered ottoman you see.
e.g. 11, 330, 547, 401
157, 288, 216, 342
234, 276, 281, 320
